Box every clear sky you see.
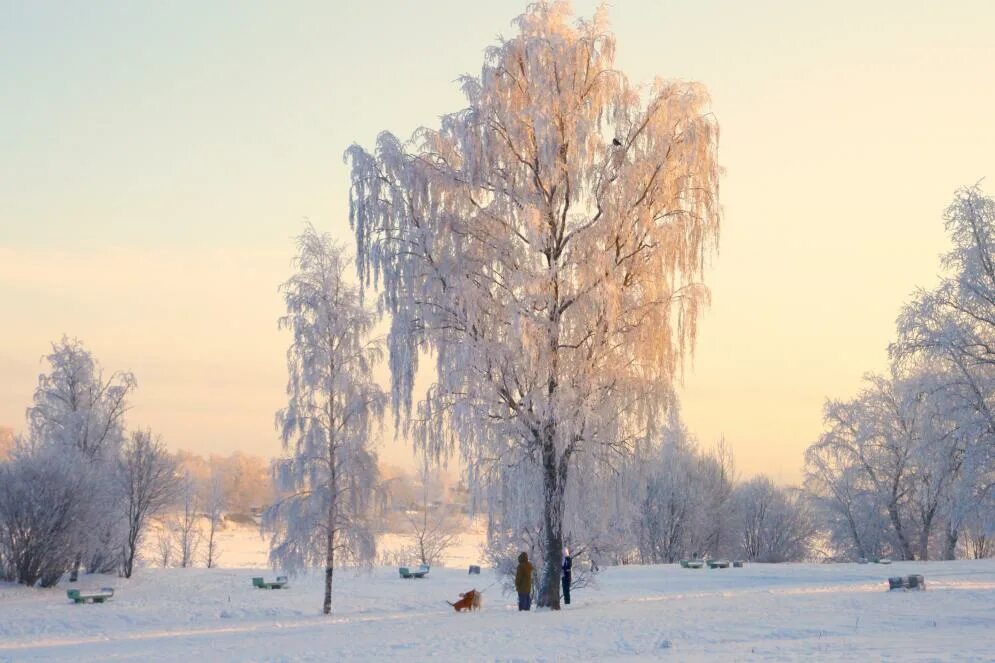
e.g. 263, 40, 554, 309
2, 0, 993, 482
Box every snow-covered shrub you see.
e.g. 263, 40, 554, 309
0, 444, 99, 586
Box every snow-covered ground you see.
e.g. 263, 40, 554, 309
1, 558, 993, 662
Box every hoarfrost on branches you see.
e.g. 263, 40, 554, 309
346, 0, 719, 608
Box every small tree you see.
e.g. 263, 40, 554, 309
155, 524, 174, 568
172, 473, 201, 568
117, 429, 180, 578
403, 465, 462, 567
204, 469, 226, 568
265, 224, 386, 615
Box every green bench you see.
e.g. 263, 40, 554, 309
252, 575, 289, 589
399, 565, 430, 579
708, 559, 730, 569
67, 587, 114, 604
680, 559, 703, 569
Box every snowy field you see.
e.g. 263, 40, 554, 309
1, 559, 993, 662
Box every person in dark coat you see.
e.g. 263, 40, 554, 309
561, 547, 572, 605
514, 551, 533, 611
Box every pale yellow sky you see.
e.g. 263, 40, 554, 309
1, 1, 993, 482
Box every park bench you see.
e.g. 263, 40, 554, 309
682, 560, 703, 569
252, 575, 289, 589
399, 565, 430, 579
888, 575, 926, 591
708, 559, 730, 569
733, 560, 744, 568
67, 587, 114, 604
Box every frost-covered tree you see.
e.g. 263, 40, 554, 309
26, 337, 136, 579
0, 442, 97, 586
806, 372, 920, 559
805, 437, 891, 560
265, 225, 386, 615
805, 189, 995, 561
732, 477, 815, 563
346, 1, 719, 609
893, 185, 995, 553
635, 408, 701, 563
28, 336, 135, 462
117, 429, 180, 578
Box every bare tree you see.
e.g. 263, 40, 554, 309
117, 429, 180, 578
155, 524, 174, 568
172, 473, 201, 568
402, 465, 462, 567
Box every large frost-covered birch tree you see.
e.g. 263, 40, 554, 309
346, 1, 720, 608
266, 224, 386, 615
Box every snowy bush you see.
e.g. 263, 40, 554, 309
0, 444, 99, 586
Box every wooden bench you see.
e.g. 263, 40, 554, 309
399, 565, 430, 579
252, 576, 289, 589
67, 588, 114, 604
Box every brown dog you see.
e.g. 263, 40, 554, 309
447, 589, 481, 612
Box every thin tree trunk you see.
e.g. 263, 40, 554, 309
69, 552, 81, 582
888, 503, 913, 560
943, 524, 958, 560
324, 423, 337, 615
